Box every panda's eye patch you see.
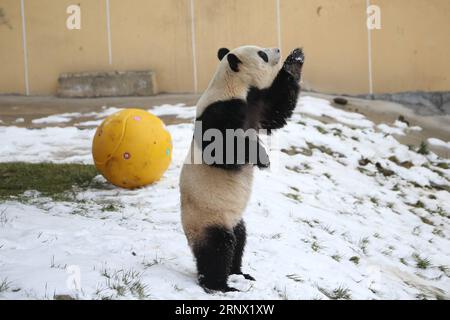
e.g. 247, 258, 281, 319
257, 51, 269, 63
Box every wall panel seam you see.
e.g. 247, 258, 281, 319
20, 0, 30, 95
189, 0, 198, 93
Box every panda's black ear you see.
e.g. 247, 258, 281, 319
227, 53, 242, 72
217, 48, 230, 61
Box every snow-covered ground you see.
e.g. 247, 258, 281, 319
0, 96, 449, 300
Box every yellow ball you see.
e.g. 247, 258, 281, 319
92, 109, 172, 189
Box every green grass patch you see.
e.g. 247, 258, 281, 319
0, 278, 11, 292
281, 146, 312, 157
0, 162, 98, 201
286, 274, 304, 283
420, 216, 434, 226
358, 237, 370, 254
311, 241, 322, 252
412, 200, 425, 209
349, 256, 360, 265
284, 192, 302, 203
97, 268, 149, 299
417, 141, 429, 155
315, 126, 328, 134
369, 196, 379, 206
306, 142, 346, 158
318, 285, 352, 300
412, 253, 431, 269
435, 162, 449, 170
357, 166, 376, 177
101, 203, 122, 212
331, 254, 341, 262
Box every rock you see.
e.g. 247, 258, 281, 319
333, 97, 348, 105
375, 162, 395, 177
397, 115, 410, 126
358, 158, 372, 166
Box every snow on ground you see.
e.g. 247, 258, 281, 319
32, 112, 83, 124
32, 107, 123, 127
0, 96, 449, 300
150, 104, 196, 119
428, 138, 450, 151
298, 96, 374, 129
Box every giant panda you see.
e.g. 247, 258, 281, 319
180, 45, 304, 292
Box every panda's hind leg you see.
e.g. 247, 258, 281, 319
231, 220, 255, 281
193, 226, 238, 292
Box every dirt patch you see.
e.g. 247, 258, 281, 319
0, 94, 200, 128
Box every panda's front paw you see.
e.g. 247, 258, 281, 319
283, 48, 304, 82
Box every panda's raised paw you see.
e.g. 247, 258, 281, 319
283, 48, 305, 81
286, 48, 305, 64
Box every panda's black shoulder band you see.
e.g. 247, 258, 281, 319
195, 100, 246, 170
247, 68, 300, 132
195, 99, 270, 170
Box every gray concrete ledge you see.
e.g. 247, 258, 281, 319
357, 91, 450, 116
57, 70, 158, 98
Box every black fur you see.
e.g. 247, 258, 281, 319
217, 48, 230, 61
196, 99, 269, 170
247, 69, 300, 132
193, 221, 254, 292
193, 225, 238, 292
257, 50, 269, 63
227, 53, 242, 72
231, 220, 255, 281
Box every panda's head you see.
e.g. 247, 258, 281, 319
217, 45, 281, 90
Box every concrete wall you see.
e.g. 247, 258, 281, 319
371, 0, 450, 93
0, 0, 449, 95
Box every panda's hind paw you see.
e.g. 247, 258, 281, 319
232, 271, 256, 281
242, 273, 256, 281
224, 286, 240, 292
201, 283, 240, 293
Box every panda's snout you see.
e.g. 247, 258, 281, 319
270, 48, 281, 65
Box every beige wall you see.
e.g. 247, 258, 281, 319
0, 0, 449, 95
371, 0, 450, 93
109, 0, 194, 92
281, 0, 370, 94
0, 0, 26, 94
